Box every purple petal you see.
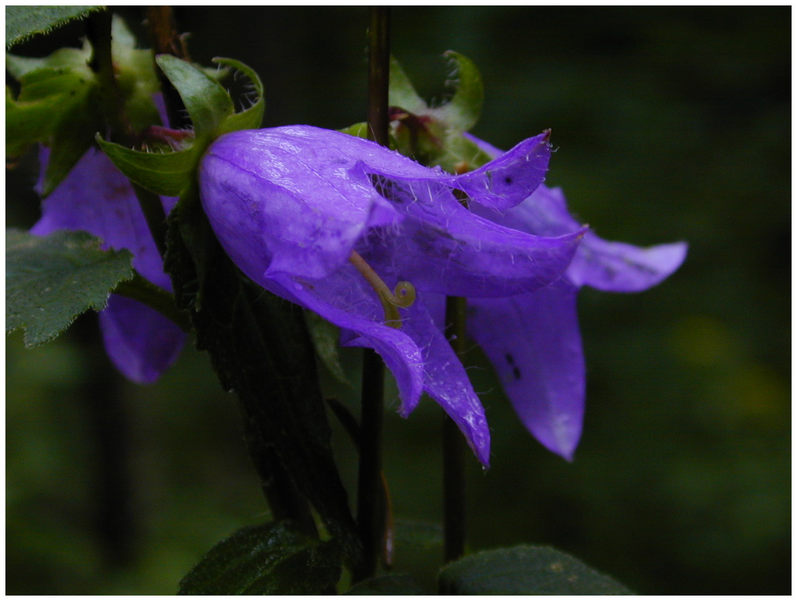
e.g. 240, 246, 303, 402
32, 147, 176, 289
475, 184, 687, 292
199, 127, 407, 280
467, 280, 584, 460
401, 301, 491, 465
262, 268, 425, 417
99, 295, 185, 384
200, 125, 560, 284
462, 131, 504, 159
32, 146, 184, 383
446, 131, 551, 211
356, 172, 585, 297
568, 235, 688, 292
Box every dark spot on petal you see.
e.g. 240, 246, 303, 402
504, 176, 513, 185
505, 353, 515, 365
512, 366, 521, 380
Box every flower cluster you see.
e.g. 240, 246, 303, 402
198, 125, 686, 463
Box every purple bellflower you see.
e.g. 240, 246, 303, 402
462, 133, 687, 459
199, 125, 586, 465
32, 147, 186, 384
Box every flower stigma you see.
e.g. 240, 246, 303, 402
349, 250, 416, 328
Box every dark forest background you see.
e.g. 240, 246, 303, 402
6, 6, 790, 594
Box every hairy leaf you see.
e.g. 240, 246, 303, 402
346, 574, 427, 595
164, 192, 361, 563
178, 521, 341, 594
6, 5, 102, 49
6, 229, 133, 347
438, 545, 632, 594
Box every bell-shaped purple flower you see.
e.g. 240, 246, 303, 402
464, 133, 687, 460
32, 147, 185, 384
199, 125, 585, 465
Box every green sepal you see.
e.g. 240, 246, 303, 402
111, 16, 162, 131
215, 57, 265, 133
434, 50, 484, 132
435, 129, 494, 174
386, 52, 486, 172
339, 121, 370, 139
437, 545, 632, 594
178, 521, 342, 595
6, 228, 134, 347
6, 5, 103, 49
388, 55, 427, 115
98, 56, 264, 197
155, 54, 234, 141
96, 134, 198, 197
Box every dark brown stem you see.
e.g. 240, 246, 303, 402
443, 295, 468, 562
86, 9, 129, 139
366, 7, 390, 146
146, 6, 191, 129
354, 6, 391, 583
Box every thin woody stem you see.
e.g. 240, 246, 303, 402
443, 295, 468, 562
354, 5, 391, 583
86, 11, 168, 262
146, 6, 191, 129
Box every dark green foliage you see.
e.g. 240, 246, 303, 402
178, 521, 341, 594
6, 229, 133, 347
6, 6, 102, 49
346, 573, 427, 594
164, 192, 361, 562
438, 545, 632, 594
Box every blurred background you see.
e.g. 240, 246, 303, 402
6, 6, 790, 594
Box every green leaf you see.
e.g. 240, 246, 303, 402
6, 228, 134, 348
155, 54, 233, 140
164, 192, 362, 562
6, 44, 92, 79
393, 519, 443, 550
96, 135, 198, 197
6, 6, 103, 49
304, 310, 348, 384
438, 545, 632, 595
346, 574, 427, 595
178, 521, 341, 594
6, 62, 101, 193
433, 50, 484, 132
214, 57, 266, 134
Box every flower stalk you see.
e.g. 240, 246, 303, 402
354, 5, 391, 582
443, 295, 468, 562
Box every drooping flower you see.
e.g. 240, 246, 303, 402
199, 124, 585, 465
462, 132, 688, 460
31, 146, 186, 384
